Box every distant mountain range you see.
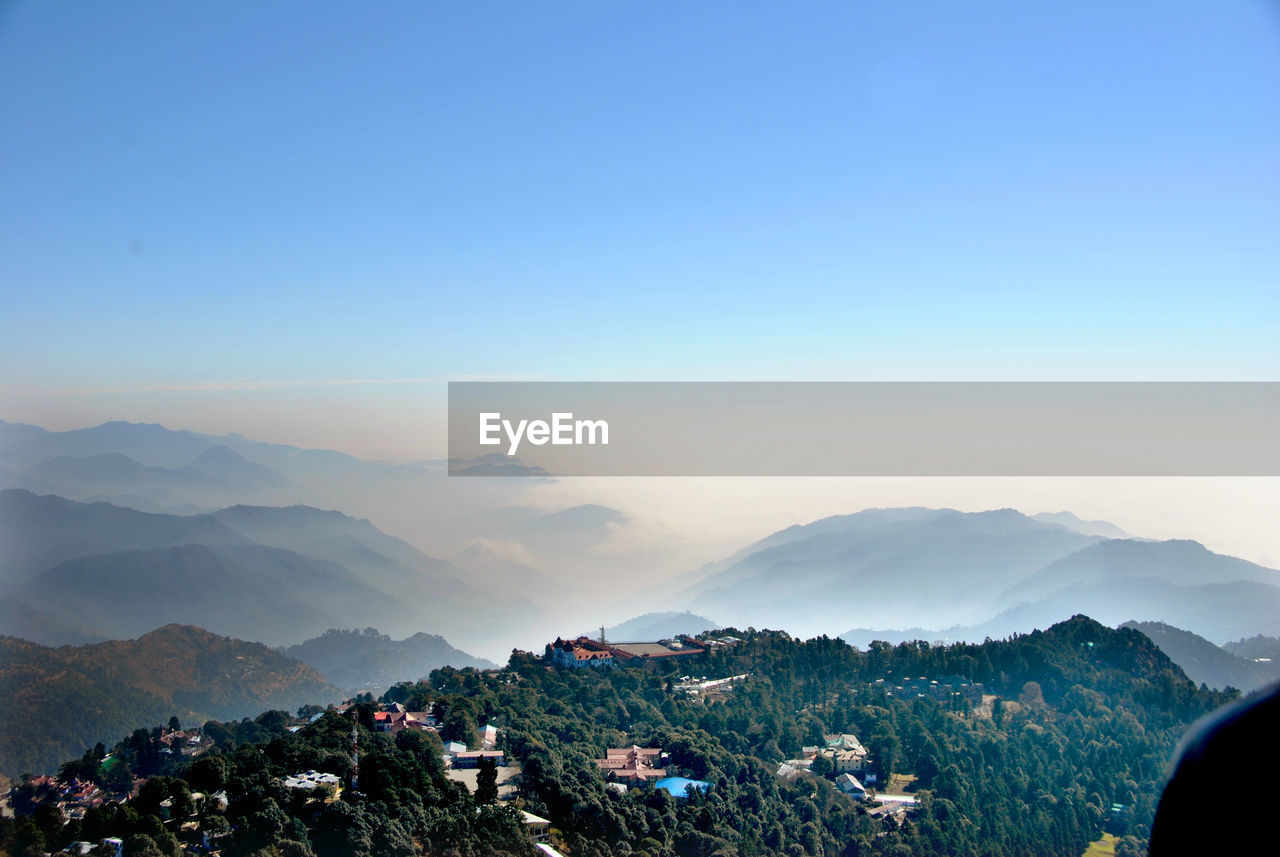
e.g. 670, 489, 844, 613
1, 433, 299, 512
1007, 537, 1280, 600
955, 575, 1280, 645
284, 628, 498, 693
0, 625, 340, 778
16, 543, 407, 647
591, 611, 720, 643
0, 419, 362, 477
1223, 635, 1280, 662
6, 418, 1279, 661
0, 419, 630, 633
0, 490, 251, 589
0, 489, 530, 649
679, 508, 1104, 633
663, 506, 1280, 646
840, 543, 1280, 649
1121, 621, 1280, 693
1029, 511, 1129, 539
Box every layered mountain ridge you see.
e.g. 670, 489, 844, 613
666, 506, 1280, 647
0, 489, 520, 649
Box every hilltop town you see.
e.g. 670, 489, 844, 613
545, 632, 741, 669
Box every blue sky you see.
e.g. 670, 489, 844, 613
2, 1, 1278, 440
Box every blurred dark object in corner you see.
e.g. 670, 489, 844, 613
1149, 680, 1280, 854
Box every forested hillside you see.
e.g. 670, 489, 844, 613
0, 626, 339, 777
1122, 620, 1280, 691
484, 616, 1223, 857
3, 616, 1230, 857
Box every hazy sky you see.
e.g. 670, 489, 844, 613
2, 3, 1278, 564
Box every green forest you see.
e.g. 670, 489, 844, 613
2, 616, 1231, 857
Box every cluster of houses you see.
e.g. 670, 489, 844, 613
42, 782, 231, 857
8, 703, 517, 857
547, 634, 741, 669
20, 729, 217, 820
15, 772, 233, 832
778, 733, 876, 797
877, 675, 985, 705
13, 775, 112, 820
773, 733, 919, 823
366, 702, 505, 768
371, 705, 437, 734
157, 728, 215, 759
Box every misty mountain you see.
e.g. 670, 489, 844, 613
208, 503, 466, 599
1121, 620, 1280, 692
675, 506, 1280, 647
0, 489, 251, 586
14, 447, 296, 511
0, 420, 351, 513
1004, 538, 1280, 603
597, 612, 720, 642
0, 492, 509, 651
839, 625, 960, 650
0, 421, 563, 572
0, 421, 621, 594
188, 444, 292, 487
21, 451, 198, 496
677, 508, 955, 594
0, 419, 366, 476
0, 420, 215, 470
0, 625, 339, 778
844, 577, 1280, 653
0, 594, 108, 646
1031, 511, 1129, 539
284, 628, 497, 693
681, 508, 1103, 634
447, 454, 551, 477
15, 544, 404, 647
1223, 635, 1280, 663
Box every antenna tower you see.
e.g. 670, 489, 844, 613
350, 710, 360, 794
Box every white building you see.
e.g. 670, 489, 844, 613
835, 773, 867, 798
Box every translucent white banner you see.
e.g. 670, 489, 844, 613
448, 382, 1280, 476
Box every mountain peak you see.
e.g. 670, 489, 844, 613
191, 444, 249, 465
135, 622, 228, 644
1032, 511, 1130, 539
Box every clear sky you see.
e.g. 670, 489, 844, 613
2, 1, 1278, 454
